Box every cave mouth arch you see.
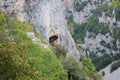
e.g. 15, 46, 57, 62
49, 35, 58, 46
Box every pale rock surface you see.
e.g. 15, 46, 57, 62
100, 61, 120, 80
0, 0, 80, 58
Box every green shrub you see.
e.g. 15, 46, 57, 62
63, 56, 87, 80
90, 52, 120, 72
0, 41, 34, 80
113, 53, 120, 60
0, 12, 32, 32
110, 60, 120, 73
113, 27, 120, 40
28, 43, 68, 80
35, 33, 46, 43
68, 22, 75, 35
9, 29, 31, 43
74, 0, 88, 12
53, 45, 102, 80
11, 19, 32, 32
0, 12, 8, 25
82, 58, 96, 78
90, 54, 113, 71
53, 45, 67, 60
74, 23, 87, 43
115, 6, 120, 21
63, 56, 102, 80
82, 58, 102, 80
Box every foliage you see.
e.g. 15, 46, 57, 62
0, 14, 32, 33
0, 12, 68, 80
86, 12, 110, 35
67, 4, 110, 44
10, 19, 32, 32
110, 59, 120, 73
82, 58, 96, 78
0, 12, 8, 25
113, 27, 120, 40
0, 41, 33, 80
52, 44, 102, 80
113, 53, 120, 60
73, 17, 110, 43
28, 43, 68, 80
35, 33, 46, 44
115, 6, 120, 21
90, 52, 120, 72
73, 23, 87, 43
112, 1, 120, 7
67, 22, 75, 35
53, 45, 67, 60
63, 56, 87, 80
62, 56, 102, 80
74, 0, 88, 12
90, 53, 113, 71
82, 58, 103, 80
9, 29, 31, 43
100, 40, 118, 51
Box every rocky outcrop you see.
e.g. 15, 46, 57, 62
100, 61, 120, 80
66, 0, 120, 56
0, 0, 80, 58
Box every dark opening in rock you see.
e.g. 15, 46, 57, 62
49, 35, 58, 46
113, 22, 117, 26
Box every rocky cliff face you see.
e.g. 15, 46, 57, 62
65, 0, 120, 56
0, 0, 80, 58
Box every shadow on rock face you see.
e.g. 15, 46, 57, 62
49, 35, 59, 46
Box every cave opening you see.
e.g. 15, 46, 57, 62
49, 35, 58, 46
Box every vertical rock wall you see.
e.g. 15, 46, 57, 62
0, 0, 80, 58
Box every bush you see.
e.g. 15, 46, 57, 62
113, 27, 120, 40
53, 45, 67, 60
116, 6, 120, 21
0, 41, 33, 80
68, 22, 75, 35
53, 45, 102, 80
110, 60, 120, 73
0, 12, 8, 25
74, 0, 88, 12
63, 56, 86, 80
74, 23, 87, 43
63, 56, 102, 80
35, 33, 46, 43
90, 54, 113, 71
82, 58, 96, 78
10, 19, 32, 32
113, 53, 120, 60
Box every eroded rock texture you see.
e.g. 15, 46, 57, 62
0, 0, 80, 58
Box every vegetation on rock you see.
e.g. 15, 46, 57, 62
111, 59, 120, 73
53, 45, 102, 80
0, 12, 68, 80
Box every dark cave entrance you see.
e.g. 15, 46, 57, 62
49, 35, 59, 46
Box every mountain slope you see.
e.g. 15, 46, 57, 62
0, 12, 68, 80
0, 0, 80, 58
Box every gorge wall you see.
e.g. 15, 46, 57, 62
65, 0, 120, 56
0, 0, 80, 58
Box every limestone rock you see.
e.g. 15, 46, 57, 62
0, 0, 80, 59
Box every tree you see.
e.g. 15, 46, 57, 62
63, 56, 86, 80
